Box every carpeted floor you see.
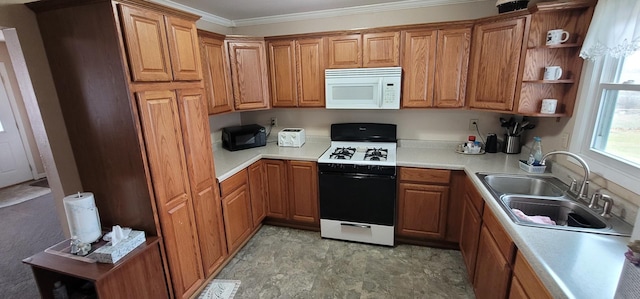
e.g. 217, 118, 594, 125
0, 180, 52, 209
0, 192, 65, 298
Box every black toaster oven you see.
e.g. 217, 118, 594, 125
222, 124, 266, 151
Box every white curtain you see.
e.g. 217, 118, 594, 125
580, 0, 640, 60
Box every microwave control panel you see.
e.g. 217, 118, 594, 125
383, 83, 396, 104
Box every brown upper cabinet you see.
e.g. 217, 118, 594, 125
468, 1, 595, 116
326, 31, 400, 68
226, 38, 271, 110
120, 4, 202, 82
467, 16, 527, 112
402, 27, 471, 108
199, 30, 234, 115
267, 37, 325, 107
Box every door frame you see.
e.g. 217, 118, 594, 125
0, 61, 39, 179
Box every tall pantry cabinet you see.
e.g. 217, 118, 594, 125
26, 1, 225, 298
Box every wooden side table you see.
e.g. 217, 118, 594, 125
23, 237, 169, 299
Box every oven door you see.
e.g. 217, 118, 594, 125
319, 171, 396, 226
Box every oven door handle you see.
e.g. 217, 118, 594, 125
319, 172, 396, 180
341, 223, 371, 229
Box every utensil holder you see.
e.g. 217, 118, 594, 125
503, 135, 521, 154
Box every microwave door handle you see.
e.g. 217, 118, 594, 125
378, 78, 384, 107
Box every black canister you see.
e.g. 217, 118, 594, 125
486, 133, 498, 153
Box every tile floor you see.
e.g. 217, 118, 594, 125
215, 225, 474, 299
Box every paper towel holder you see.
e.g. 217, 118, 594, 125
63, 192, 102, 255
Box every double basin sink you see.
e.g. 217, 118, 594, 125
476, 173, 632, 236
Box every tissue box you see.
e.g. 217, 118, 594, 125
87, 230, 145, 263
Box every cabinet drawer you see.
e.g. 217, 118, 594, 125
399, 168, 451, 184
513, 251, 552, 299
483, 207, 516, 264
220, 169, 248, 198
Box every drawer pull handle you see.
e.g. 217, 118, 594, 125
340, 223, 371, 229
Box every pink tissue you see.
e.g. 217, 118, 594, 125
511, 209, 556, 225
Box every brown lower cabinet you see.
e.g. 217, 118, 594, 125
220, 169, 254, 254
460, 174, 552, 299
396, 168, 451, 240
264, 159, 320, 228
248, 160, 267, 228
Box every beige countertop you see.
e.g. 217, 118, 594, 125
212, 139, 629, 299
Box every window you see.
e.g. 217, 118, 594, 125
592, 52, 640, 165
571, 52, 640, 194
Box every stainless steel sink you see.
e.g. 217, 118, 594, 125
482, 174, 565, 197
476, 173, 632, 236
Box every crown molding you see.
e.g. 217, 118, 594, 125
148, 0, 234, 27
150, 0, 487, 28
233, 0, 487, 27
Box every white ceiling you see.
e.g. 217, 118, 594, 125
151, 0, 485, 27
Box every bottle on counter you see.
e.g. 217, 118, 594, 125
52, 281, 69, 299
528, 137, 543, 165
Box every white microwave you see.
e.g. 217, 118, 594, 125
325, 67, 401, 109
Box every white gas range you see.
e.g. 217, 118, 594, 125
318, 123, 398, 246
317, 141, 397, 167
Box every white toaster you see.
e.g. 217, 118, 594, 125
278, 128, 306, 147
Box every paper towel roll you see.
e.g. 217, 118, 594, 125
63, 192, 102, 243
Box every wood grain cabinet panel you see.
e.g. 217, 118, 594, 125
199, 31, 234, 115
327, 34, 362, 68
264, 160, 289, 219
119, 5, 172, 81
287, 161, 319, 225
468, 17, 526, 111
268, 40, 298, 107
296, 38, 325, 107
401, 29, 437, 108
227, 40, 270, 110
473, 226, 513, 299
248, 160, 267, 227
135, 89, 204, 299
397, 183, 449, 239
176, 88, 227, 277
511, 251, 553, 299
221, 184, 254, 254
434, 28, 471, 108
459, 176, 484, 282
363, 31, 400, 67
165, 16, 202, 81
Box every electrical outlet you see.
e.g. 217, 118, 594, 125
561, 132, 570, 149
468, 119, 479, 131
270, 117, 277, 127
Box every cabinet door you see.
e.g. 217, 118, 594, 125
287, 161, 319, 225
248, 160, 267, 227
363, 31, 400, 67
264, 160, 288, 219
221, 184, 254, 254
434, 28, 471, 108
268, 40, 298, 107
512, 251, 553, 299
397, 183, 449, 239
468, 17, 526, 111
474, 226, 512, 299
119, 5, 172, 81
459, 197, 482, 282
165, 16, 202, 81
200, 33, 234, 114
508, 276, 529, 299
135, 90, 203, 299
296, 38, 325, 107
401, 29, 437, 108
227, 41, 270, 110
176, 88, 227, 277
326, 34, 361, 68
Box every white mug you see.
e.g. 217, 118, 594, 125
546, 29, 570, 45
541, 99, 558, 114
543, 66, 562, 80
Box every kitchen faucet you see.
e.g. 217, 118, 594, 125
540, 151, 591, 202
